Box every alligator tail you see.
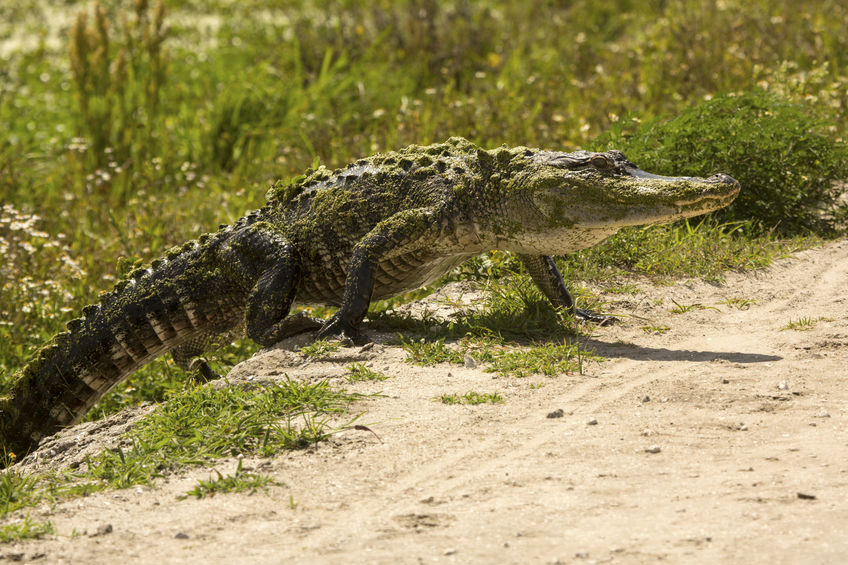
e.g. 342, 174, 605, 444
0, 235, 247, 459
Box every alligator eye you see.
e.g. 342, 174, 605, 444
590, 154, 613, 170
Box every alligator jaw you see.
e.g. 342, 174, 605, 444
569, 171, 741, 229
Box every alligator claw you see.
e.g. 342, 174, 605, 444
315, 315, 369, 346
575, 308, 617, 326
188, 358, 220, 382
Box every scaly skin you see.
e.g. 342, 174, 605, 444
0, 137, 739, 458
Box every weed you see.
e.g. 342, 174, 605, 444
344, 363, 388, 382
485, 341, 590, 378
669, 300, 720, 314
0, 514, 54, 543
0, 469, 41, 515
397, 337, 465, 366
641, 325, 671, 335
396, 334, 596, 378
299, 339, 342, 360
182, 459, 277, 499
604, 284, 641, 295
720, 297, 759, 310
781, 317, 830, 331
84, 378, 354, 489
436, 392, 504, 405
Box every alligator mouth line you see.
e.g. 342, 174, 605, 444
673, 192, 739, 207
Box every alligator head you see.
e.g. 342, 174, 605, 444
490, 146, 739, 255
522, 148, 740, 228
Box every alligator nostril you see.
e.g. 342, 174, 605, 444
707, 173, 738, 185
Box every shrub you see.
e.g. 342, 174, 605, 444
593, 89, 848, 235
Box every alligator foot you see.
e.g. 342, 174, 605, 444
575, 308, 617, 326
315, 315, 372, 346
255, 311, 326, 347
188, 358, 220, 382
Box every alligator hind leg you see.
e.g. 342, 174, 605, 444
518, 254, 616, 325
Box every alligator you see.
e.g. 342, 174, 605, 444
0, 137, 739, 458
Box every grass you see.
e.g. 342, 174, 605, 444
345, 363, 389, 382
781, 317, 830, 331
436, 391, 504, 405
641, 325, 671, 335
0, 515, 54, 543
396, 334, 596, 378
84, 378, 354, 488
299, 339, 342, 360
0, 377, 357, 533
182, 460, 278, 499
0, 469, 41, 516
669, 300, 721, 315
720, 298, 759, 310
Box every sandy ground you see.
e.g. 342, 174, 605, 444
4, 239, 848, 564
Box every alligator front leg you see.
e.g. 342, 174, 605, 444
518, 254, 615, 325
316, 208, 442, 343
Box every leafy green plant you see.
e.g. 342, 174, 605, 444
397, 334, 594, 378
397, 337, 465, 366
593, 89, 848, 234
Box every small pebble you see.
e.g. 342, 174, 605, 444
778, 380, 789, 391
641, 395, 651, 403
645, 445, 662, 454
586, 418, 598, 426
175, 532, 190, 540
90, 524, 113, 537
721, 378, 729, 384
797, 492, 817, 500
547, 408, 565, 419
464, 355, 476, 369
817, 409, 830, 418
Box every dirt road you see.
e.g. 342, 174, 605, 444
6, 240, 848, 564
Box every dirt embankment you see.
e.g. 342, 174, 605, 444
5, 240, 848, 564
